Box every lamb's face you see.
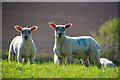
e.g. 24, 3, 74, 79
21, 28, 31, 40
15, 25, 38, 41
55, 25, 65, 38
49, 22, 72, 38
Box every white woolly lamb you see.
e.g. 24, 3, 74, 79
49, 22, 101, 68
8, 25, 38, 64
100, 58, 115, 68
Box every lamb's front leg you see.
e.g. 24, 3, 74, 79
30, 54, 35, 64
23, 58, 28, 63
65, 54, 72, 66
58, 56, 63, 65
17, 54, 22, 64
54, 53, 59, 64
54, 51, 63, 65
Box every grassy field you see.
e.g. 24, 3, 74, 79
1, 59, 119, 78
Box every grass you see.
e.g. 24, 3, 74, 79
2, 59, 118, 78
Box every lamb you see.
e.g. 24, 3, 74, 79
49, 22, 101, 68
100, 58, 115, 68
8, 25, 38, 64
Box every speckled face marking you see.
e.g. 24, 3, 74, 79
76, 38, 87, 47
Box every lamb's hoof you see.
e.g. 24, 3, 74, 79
30, 62, 33, 64
98, 64, 102, 69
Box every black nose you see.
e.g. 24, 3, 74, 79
58, 33, 62, 37
24, 36, 28, 40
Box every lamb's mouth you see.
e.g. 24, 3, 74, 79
24, 36, 28, 40
58, 33, 62, 38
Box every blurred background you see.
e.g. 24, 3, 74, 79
2, 2, 119, 64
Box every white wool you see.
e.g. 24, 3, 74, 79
100, 58, 115, 68
8, 26, 38, 64
49, 22, 101, 68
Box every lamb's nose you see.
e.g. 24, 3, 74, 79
24, 36, 28, 40
58, 33, 62, 37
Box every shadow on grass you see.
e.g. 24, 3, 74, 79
2, 52, 53, 64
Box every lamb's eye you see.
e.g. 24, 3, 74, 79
21, 31, 24, 34
28, 31, 31, 33
62, 27, 65, 31
55, 27, 59, 31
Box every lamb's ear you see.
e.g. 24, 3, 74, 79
31, 26, 38, 31
15, 25, 22, 31
65, 23, 72, 29
49, 22, 56, 29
